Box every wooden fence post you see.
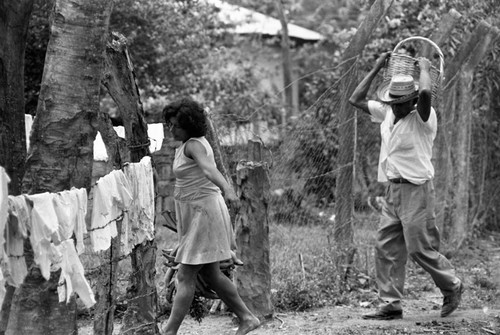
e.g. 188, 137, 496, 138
334, 0, 394, 281
101, 32, 158, 335
234, 140, 273, 319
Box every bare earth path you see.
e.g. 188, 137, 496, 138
78, 285, 500, 334
79, 286, 500, 333
78, 236, 500, 334
159, 305, 499, 335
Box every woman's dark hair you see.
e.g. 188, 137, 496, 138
162, 98, 207, 138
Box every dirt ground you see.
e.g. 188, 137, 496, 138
151, 237, 500, 335
155, 293, 499, 335
78, 234, 500, 335
79, 303, 499, 335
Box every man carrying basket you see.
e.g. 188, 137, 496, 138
349, 52, 464, 320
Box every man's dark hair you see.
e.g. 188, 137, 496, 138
162, 98, 207, 138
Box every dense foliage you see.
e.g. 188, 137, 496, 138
25, 0, 53, 115
24, 0, 500, 232
25, 0, 280, 124
230, 0, 500, 232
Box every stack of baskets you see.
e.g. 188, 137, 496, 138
382, 36, 444, 104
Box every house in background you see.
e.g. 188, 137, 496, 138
204, 0, 325, 145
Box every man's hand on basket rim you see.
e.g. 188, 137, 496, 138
416, 57, 431, 72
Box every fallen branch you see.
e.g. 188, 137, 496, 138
275, 314, 285, 329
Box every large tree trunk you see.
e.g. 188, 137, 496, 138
0, 2, 34, 333
101, 32, 158, 335
8, 1, 113, 334
333, 0, 394, 281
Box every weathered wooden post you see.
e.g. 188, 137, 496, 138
334, 0, 394, 282
101, 32, 158, 335
234, 140, 273, 319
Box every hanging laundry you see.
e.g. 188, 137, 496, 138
90, 169, 132, 252
5, 195, 31, 287
52, 188, 88, 254
0, 270, 5, 309
0, 167, 10, 256
55, 239, 96, 308
123, 156, 155, 255
27, 192, 59, 280
0, 167, 10, 305
73, 187, 88, 254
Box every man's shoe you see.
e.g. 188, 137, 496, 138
362, 309, 403, 320
441, 282, 465, 317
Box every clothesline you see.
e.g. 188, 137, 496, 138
0, 155, 155, 309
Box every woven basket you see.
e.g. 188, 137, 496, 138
383, 36, 444, 103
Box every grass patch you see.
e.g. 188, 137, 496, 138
269, 212, 500, 313
270, 212, 379, 311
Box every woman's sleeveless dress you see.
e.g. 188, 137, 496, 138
172, 137, 236, 265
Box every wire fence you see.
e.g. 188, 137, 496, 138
206, 60, 382, 230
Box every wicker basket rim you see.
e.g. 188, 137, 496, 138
391, 36, 445, 76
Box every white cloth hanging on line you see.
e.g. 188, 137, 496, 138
26, 192, 59, 280
122, 156, 155, 255
0, 167, 10, 307
55, 239, 96, 308
90, 169, 133, 252
52, 188, 88, 254
5, 195, 31, 287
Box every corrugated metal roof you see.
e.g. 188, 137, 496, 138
205, 0, 324, 41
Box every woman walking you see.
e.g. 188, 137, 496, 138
161, 98, 260, 335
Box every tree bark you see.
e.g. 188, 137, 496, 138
101, 32, 158, 335
92, 221, 123, 335
9, 0, 113, 334
0, 2, 34, 332
333, 0, 394, 281
235, 146, 273, 319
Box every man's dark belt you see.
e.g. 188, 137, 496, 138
389, 178, 413, 184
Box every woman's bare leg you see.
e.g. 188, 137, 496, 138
162, 264, 203, 335
199, 263, 260, 335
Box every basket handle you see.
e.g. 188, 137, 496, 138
392, 36, 444, 80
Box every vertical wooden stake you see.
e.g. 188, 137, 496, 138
235, 141, 273, 319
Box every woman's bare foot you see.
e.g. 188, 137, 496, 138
235, 316, 260, 335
